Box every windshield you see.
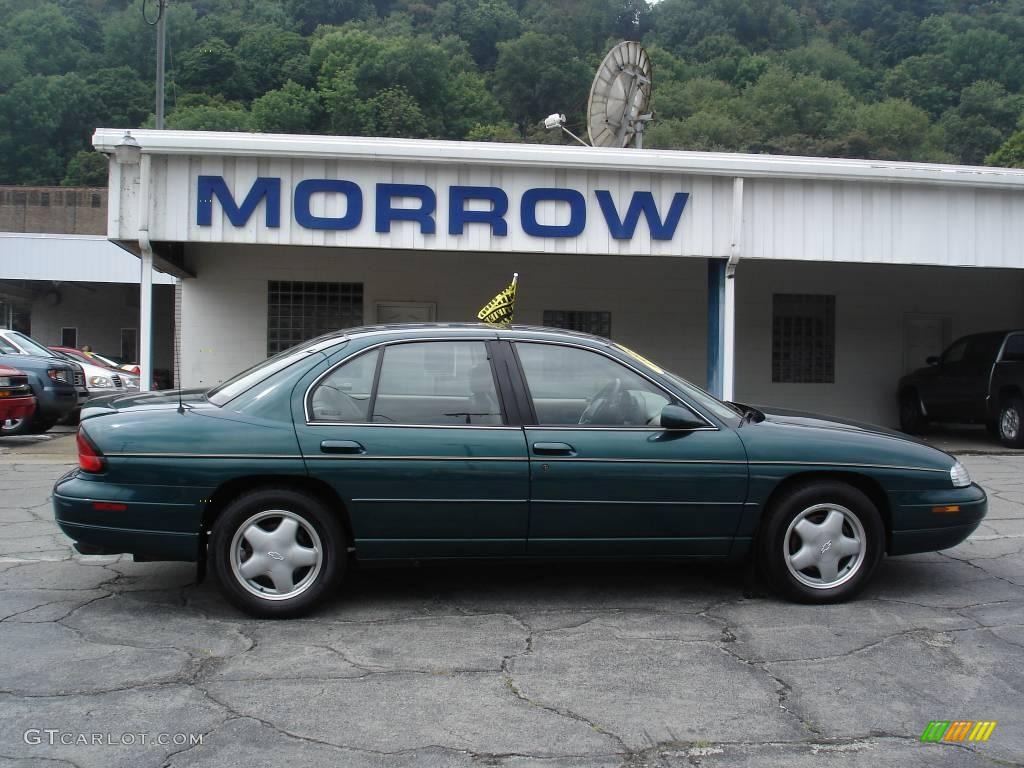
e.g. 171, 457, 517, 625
207, 335, 349, 406
0, 336, 19, 354
7, 331, 54, 358
614, 343, 740, 423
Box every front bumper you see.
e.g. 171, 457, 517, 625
888, 483, 987, 555
52, 470, 201, 561
0, 394, 36, 422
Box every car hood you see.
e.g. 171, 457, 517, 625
734, 403, 955, 471
81, 388, 210, 419
752, 405, 918, 443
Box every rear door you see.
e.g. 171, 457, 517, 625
508, 340, 748, 557
294, 338, 530, 558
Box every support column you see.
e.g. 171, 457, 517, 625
140, 250, 153, 392
707, 177, 743, 402
707, 258, 726, 398
138, 154, 153, 393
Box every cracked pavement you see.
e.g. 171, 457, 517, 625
0, 436, 1022, 767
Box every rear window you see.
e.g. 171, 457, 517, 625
207, 336, 348, 406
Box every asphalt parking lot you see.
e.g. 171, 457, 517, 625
0, 430, 1021, 767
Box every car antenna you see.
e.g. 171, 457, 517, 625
176, 376, 185, 414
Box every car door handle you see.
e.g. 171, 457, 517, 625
532, 442, 576, 456
320, 440, 365, 454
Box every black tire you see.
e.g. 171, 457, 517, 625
1, 411, 39, 436
898, 391, 928, 434
997, 396, 1024, 449
759, 481, 884, 604
29, 418, 57, 434
209, 488, 346, 618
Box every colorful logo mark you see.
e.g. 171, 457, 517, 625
921, 721, 997, 742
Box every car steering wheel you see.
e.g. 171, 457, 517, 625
578, 379, 623, 425
314, 385, 366, 421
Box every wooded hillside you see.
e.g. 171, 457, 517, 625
2, 0, 1023, 186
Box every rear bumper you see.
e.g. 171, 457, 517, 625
889, 483, 987, 556
52, 470, 201, 562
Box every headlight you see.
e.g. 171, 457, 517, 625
47, 368, 69, 383
0, 377, 10, 386
950, 461, 971, 488
89, 376, 113, 388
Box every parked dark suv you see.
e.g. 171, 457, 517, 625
0, 353, 80, 435
898, 330, 1024, 447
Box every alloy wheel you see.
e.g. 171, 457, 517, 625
1001, 406, 1020, 441
783, 503, 866, 589
229, 509, 323, 600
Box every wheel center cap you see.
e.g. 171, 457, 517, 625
267, 551, 285, 560
820, 540, 832, 555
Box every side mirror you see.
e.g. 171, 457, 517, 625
660, 404, 706, 430
926, 356, 939, 366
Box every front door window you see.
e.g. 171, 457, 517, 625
515, 342, 672, 426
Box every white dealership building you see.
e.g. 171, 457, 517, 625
93, 128, 1024, 425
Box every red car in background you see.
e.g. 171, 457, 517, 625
0, 364, 37, 426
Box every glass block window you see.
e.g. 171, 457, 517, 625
267, 281, 363, 356
543, 310, 612, 338
772, 294, 835, 383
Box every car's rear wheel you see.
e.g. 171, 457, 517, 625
210, 488, 346, 618
998, 396, 1024, 448
898, 391, 927, 434
759, 481, 883, 603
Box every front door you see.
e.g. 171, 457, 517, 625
294, 338, 529, 558
509, 341, 748, 557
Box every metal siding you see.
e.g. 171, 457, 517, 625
740, 178, 1024, 268
141, 156, 728, 258
0, 233, 174, 283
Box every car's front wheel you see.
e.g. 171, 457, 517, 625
998, 396, 1024, 448
210, 488, 346, 618
759, 481, 884, 603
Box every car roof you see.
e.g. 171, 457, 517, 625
323, 323, 615, 347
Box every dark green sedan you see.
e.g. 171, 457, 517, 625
53, 324, 986, 617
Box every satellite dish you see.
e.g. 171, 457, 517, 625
587, 41, 653, 149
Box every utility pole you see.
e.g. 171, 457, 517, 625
155, 0, 167, 129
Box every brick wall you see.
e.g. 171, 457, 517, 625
0, 186, 107, 235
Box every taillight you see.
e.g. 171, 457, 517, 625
77, 429, 105, 473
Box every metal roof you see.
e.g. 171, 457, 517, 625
93, 128, 1024, 191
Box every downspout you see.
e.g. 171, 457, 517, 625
722, 177, 743, 402
137, 153, 154, 393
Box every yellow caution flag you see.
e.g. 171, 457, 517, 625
477, 273, 518, 325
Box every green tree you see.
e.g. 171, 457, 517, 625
174, 37, 253, 101
237, 25, 311, 91
5, 2, 87, 75
466, 122, 522, 141
986, 129, 1024, 168
358, 86, 428, 137
62, 150, 109, 187
431, 0, 521, 70
252, 81, 322, 133
736, 65, 855, 151
491, 32, 592, 128
164, 104, 255, 132
841, 99, 930, 160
